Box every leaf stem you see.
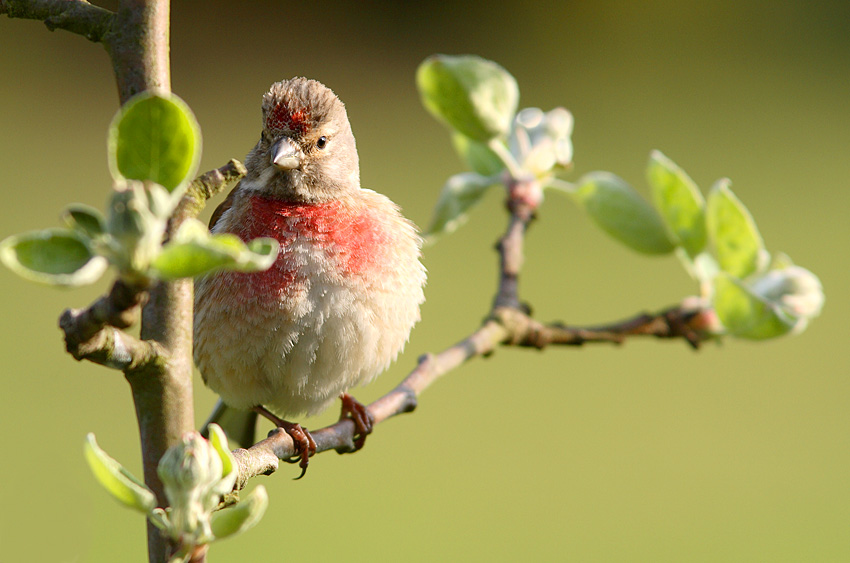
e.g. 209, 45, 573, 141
487, 138, 524, 180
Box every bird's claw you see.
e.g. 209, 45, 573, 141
253, 406, 317, 479
339, 393, 374, 452
281, 423, 317, 480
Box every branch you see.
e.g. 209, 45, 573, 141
0, 0, 114, 42
109, 0, 170, 102
228, 177, 717, 486
101, 2, 180, 561
61, 278, 146, 337
230, 300, 716, 484
494, 300, 716, 350
64, 324, 164, 370
59, 279, 164, 369
493, 178, 535, 310
174, 159, 246, 222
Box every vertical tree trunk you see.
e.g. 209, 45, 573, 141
107, 1, 195, 561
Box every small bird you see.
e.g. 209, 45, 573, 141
194, 78, 426, 475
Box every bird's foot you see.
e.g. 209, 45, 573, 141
339, 393, 374, 452
252, 405, 317, 479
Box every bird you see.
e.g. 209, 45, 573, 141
194, 78, 426, 476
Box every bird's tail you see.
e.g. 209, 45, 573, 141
200, 399, 259, 448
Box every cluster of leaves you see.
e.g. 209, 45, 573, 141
416, 54, 823, 340
0, 92, 277, 288
0, 92, 278, 557
85, 426, 268, 562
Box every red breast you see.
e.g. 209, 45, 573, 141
216, 194, 391, 303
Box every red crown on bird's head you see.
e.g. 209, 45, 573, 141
265, 100, 311, 135
262, 78, 344, 137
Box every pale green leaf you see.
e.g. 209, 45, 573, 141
108, 92, 202, 193
207, 423, 237, 496
151, 219, 278, 279
543, 178, 577, 194
246, 238, 278, 260
572, 172, 675, 255
706, 179, 766, 278
712, 273, 796, 340
105, 182, 170, 279
688, 250, 720, 284
84, 433, 156, 513
0, 228, 108, 286
646, 150, 707, 258
149, 508, 171, 532
417, 54, 519, 142
425, 172, 501, 241
451, 132, 505, 176
210, 485, 269, 541
63, 204, 106, 238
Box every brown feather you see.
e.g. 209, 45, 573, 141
208, 184, 239, 230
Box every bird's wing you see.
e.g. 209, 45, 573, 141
208, 183, 240, 230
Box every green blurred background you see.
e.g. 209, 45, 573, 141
1, 1, 848, 561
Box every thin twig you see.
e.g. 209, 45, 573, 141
174, 159, 246, 222
495, 302, 715, 350
0, 0, 114, 42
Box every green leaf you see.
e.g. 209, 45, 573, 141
417, 54, 519, 142
688, 250, 720, 284
0, 228, 108, 286
149, 508, 171, 532
245, 238, 278, 259
206, 423, 237, 497
63, 204, 106, 238
706, 179, 766, 278
543, 178, 577, 194
106, 182, 168, 279
144, 181, 180, 221
151, 218, 279, 279
210, 485, 269, 541
84, 433, 156, 513
451, 132, 505, 176
425, 172, 501, 241
572, 172, 675, 255
108, 92, 202, 193
712, 273, 796, 339
646, 150, 707, 258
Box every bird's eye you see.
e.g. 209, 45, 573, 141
316, 136, 328, 149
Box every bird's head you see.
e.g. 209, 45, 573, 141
243, 78, 360, 202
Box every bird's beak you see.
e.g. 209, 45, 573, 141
271, 137, 300, 170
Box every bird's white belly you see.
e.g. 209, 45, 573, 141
194, 246, 415, 417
